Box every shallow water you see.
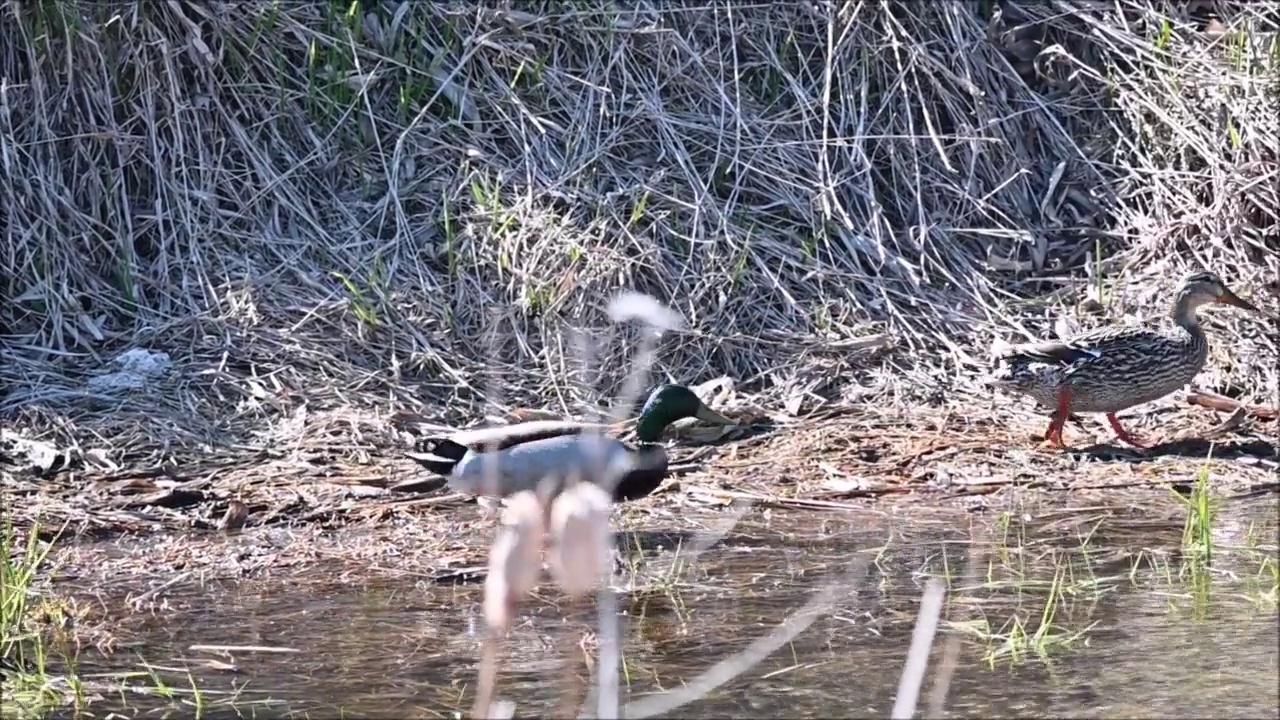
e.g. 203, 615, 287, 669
44, 504, 1280, 719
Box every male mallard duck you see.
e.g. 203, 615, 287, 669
987, 271, 1259, 448
404, 384, 736, 502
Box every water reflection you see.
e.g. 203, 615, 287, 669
63, 506, 1279, 719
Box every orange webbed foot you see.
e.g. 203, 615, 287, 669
1039, 430, 1070, 450
1105, 413, 1150, 449
1037, 390, 1072, 450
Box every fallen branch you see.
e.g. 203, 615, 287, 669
1185, 389, 1278, 421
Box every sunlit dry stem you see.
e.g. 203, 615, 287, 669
473, 491, 546, 720
621, 553, 872, 719
547, 480, 616, 717
587, 293, 775, 717
607, 292, 685, 332
472, 634, 503, 720
594, 582, 622, 719
604, 292, 684, 429
890, 578, 946, 720
548, 482, 614, 599
567, 325, 602, 417
562, 360, 603, 718
597, 292, 685, 717
474, 292, 689, 718
479, 306, 509, 501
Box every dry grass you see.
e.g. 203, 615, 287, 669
1, 1, 1277, 480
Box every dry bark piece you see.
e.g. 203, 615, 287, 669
1185, 389, 1278, 421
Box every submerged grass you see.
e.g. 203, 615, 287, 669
936, 499, 1279, 672
946, 547, 1103, 669
1176, 467, 1217, 567
2, 518, 75, 719
1, 518, 250, 719
1249, 552, 1279, 610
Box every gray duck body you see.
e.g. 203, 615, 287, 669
448, 433, 641, 497
401, 384, 736, 502
403, 418, 671, 502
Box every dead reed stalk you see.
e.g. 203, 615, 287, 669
469, 291, 685, 718
891, 579, 947, 720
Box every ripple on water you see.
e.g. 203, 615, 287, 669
56, 504, 1280, 719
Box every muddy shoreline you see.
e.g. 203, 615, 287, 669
6, 405, 1276, 583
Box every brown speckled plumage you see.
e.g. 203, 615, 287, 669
988, 272, 1258, 448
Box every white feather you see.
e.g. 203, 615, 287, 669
988, 337, 1013, 361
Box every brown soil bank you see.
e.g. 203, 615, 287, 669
7, 404, 1279, 582
2, 3, 1278, 559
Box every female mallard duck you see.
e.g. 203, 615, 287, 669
404, 384, 736, 502
988, 272, 1258, 449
